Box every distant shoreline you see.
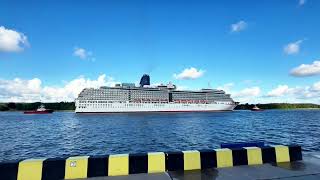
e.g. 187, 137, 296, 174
236, 108, 320, 110
1, 102, 320, 111
0, 102, 75, 111
235, 103, 320, 110
0, 110, 75, 112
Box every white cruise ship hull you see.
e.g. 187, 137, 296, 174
75, 102, 237, 113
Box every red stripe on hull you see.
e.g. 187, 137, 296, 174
24, 110, 54, 114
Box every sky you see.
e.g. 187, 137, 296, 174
0, 0, 320, 103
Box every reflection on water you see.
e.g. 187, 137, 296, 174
0, 110, 319, 161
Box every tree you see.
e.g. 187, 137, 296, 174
7, 102, 16, 109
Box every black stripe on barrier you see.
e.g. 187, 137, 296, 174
232, 148, 248, 166
166, 151, 184, 171
42, 157, 66, 180
288, 145, 302, 161
129, 153, 148, 174
261, 146, 276, 163
88, 155, 109, 177
0, 144, 303, 179
0, 160, 19, 180
199, 149, 217, 169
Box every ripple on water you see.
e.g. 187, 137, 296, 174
0, 110, 320, 161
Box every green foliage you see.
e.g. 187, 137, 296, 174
7, 102, 16, 109
0, 104, 9, 111
235, 103, 320, 110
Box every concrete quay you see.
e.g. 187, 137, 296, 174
82, 153, 320, 180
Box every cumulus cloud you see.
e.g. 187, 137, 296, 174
264, 82, 320, 102
290, 61, 320, 77
73, 47, 94, 61
267, 85, 291, 97
0, 26, 29, 52
283, 40, 303, 55
217, 83, 234, 93
311, 81, 320, 91
299, 0, 306, 6
231, 21, 247, 32
217, 81, 320, 104
173, 67, 205, 80
0, 74, 119, 102
233, 87, 261, 97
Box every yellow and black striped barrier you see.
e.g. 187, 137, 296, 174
0, 145, 302, 180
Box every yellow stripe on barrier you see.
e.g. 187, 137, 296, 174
148, 152, 165, 173
65, 156, 89, 179
215, 148, 233, 168
108, 154, 129, 176
17, 158, 45, 180
183, 150, 201, 170
273, 145, 290, 163
245, 147, 263, 165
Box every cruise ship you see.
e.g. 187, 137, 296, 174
75, 74, 238, 113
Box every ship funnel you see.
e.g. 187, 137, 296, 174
139, 74, 150, 87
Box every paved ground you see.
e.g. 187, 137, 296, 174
80, 153, 320, 180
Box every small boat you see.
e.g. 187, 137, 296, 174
251, 105, 263, 111
24, 105, 54, 114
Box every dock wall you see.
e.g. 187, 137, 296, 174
0, 145, 302, 180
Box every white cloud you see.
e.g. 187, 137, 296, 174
233, 87, 261, 97
176, 85, 188, 91
73, 47, 94, 61
283, 40, 303, 55
0, 26, 29, 52
220, 81, 320, 104
290, 61, 320, 77
217, 83, 234, 93
299, 0, 306, 6
231, 21, 247, 32
1, 75, 319, 104
0, 74, 118, 102
264, 82, 320, 102
224, 86, 261, 104
267, 85, 291, 97
173, 67, 205, 80
311, 81, 320, 91
0, 78, 41, 96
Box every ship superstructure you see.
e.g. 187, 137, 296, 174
75, 74, 238, 113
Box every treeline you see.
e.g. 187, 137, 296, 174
0, 102, 75, 111
235, 103, 320, 110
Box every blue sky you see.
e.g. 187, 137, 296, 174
0, 0, 319, 103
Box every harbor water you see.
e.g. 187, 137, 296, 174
0, 110, 319, 161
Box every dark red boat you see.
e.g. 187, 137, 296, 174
24, 105, 54, 114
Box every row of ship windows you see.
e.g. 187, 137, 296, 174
78, 101, 170, 103
77, 104, 211, 109
78, 96, 231, 101
82, 91, 227, 96
80, 95, 229, 99
78, 101, 233, 104
78, 101, 233, 106
83, 92, 227, 96
82, 92, 166, 95
81, 95, 168, 98
78, 104, 170, 108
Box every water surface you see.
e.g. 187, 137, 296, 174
0, 110, 319, 161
